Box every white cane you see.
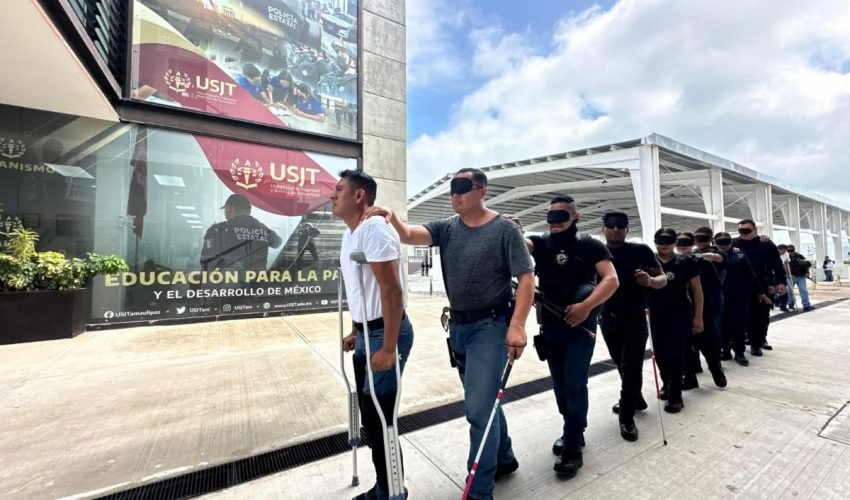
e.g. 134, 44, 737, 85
351, 251, 405, 499
338, 267, 360, 487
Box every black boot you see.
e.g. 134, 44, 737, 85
664, 397, 684, 413
721, 350, 733, 361
554, 450, 583, 479
611, 394, 648, 414
681, 375, 699, 390
734, 353, 749, 366
619, 418, 639, 442
751, 345, 763, 357
709, 364, 727, 387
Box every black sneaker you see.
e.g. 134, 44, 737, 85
494, 457, 518, 482
664, 398, 684, 413
554, 451, 583, 479
682, 376, 699, 390
611, 395, 648, 414
804, 305, 815, 312
710, 365, 727, 388
761, 342, 773, 351
352, 486, 377, 500
619, 420, 639, 442
751, 346, 763, 357
734, 354, 749, 366
779, 306, 789, 312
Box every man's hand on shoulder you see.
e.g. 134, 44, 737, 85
363, 205, 394, 223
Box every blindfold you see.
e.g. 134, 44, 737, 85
604, 216, 628, 229
676, 237, 695, 247
737, 227, 753, 235
694, 234, 712, 243
654, 235, 677, 245
547, 210, 572, 224
715, 238, 732, 246
450, 178, 481, 196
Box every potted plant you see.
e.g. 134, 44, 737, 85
0, 228, 128, 344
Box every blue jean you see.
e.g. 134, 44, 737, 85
353, 316, 414, 499
791, 275, 811, 308
785, 278, 797, 308
542, 318, 597, 452
449, 316, 514, 500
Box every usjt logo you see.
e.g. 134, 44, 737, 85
164, 69, 192, 93
230, 159, 264, 190
0, 138, 26, 159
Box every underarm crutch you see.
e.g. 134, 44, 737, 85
351, 251, 405, 499
338, 267, 360, 487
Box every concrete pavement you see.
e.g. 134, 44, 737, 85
0, 279, 848, 499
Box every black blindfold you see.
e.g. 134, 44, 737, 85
450, 178, 481, 196
715, 238, 732, 246
547, 210, 572, 224
737, 227, 753, 235
654, 235, 677, 245
604, 216, 628, 229
676, 237, 695, 247
694, 234, 712, 243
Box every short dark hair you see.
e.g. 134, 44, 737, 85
296, 83, 313, 96
777, 244, 788, 250
455, 168, 488, 186
694, 226, 713, 235
714, 231, 731, 240
738, 219, 756, 227
242, 63, 261, 78
677, 231, 695, 240
550, 195, 575, 205
339, 169, 377, 206
602, 212, 629, 225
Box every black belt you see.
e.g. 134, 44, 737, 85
451, 304, 511, 324
354, 311, 407, 332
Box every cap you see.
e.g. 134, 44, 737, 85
221, 194, 252, 212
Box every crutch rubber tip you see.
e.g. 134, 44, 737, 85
352, 476, 359, 486
663, 440, 668, 446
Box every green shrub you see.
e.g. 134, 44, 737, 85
0, 228, 128, 292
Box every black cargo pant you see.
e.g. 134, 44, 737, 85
599, 308, 648, 421
746, 295, 771, 347
649, 308, 691, 402
685, 287, 724, 378
722, 292, 749, 356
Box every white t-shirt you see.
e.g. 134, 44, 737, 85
340, 216, 407, 323
780, 252, 790, 265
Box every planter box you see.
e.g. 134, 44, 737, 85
0, 289, 88, 344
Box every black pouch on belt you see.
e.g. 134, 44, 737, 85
533, 333, 547, 361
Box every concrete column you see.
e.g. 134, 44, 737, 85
831, 207, 843, 274
699, 168, 725, 234
787, 195, 802, 250
630, 145, 661, 243
812, 202, 827, 271
745, 183, 773, 238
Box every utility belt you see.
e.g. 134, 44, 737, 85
449, 302, 512, 324
353, 311, 407, 332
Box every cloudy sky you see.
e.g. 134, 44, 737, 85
405, 0, 850, 209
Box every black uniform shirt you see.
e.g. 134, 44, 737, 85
604, 242, 661, 313
732, 237, 786, 292
529, 233, 611, 308
723, 251, 763, 298
648, 254, 699, 313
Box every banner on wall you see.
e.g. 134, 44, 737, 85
130, 0, 359, 140
89, 129, 350, 325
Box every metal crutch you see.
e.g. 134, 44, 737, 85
351, 251, 405, 499
338, 267, 360, 487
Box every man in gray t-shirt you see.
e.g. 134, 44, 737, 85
365, 168, 534, 499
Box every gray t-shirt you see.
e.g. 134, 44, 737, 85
425, 214, 534, 311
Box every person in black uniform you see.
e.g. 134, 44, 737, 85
525, 195, 619, 479
598, 212, 667, 442
676, 232, 727, 389
200, 194, 283, 272
732, 219, 786, 356
648, 228, 703, 413
714, 232, 769, 365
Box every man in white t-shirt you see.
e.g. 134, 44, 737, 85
332, 169, 413, 500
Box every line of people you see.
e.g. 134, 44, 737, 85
331, 167, 793, 500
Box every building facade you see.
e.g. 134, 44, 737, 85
1, 0, 407, 329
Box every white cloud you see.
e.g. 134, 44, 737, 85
406, 0, 471, 88
407, 0, 850, 208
